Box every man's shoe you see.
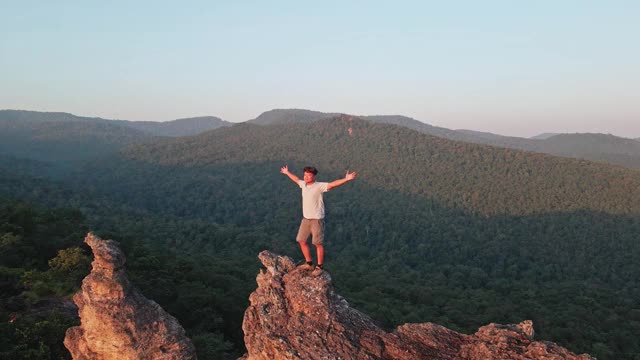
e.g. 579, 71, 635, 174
311, 265, 324, 276
298, 262, 313, 270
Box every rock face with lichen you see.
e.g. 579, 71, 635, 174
64, 233, 196, 360
240, 250, 594, 360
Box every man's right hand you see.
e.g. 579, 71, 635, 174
281, 165, 300, 184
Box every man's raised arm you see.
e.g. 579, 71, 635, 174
280, 165, 300, 184
327, 170, 357, 190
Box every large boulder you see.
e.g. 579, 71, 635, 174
64, 233, 196, 360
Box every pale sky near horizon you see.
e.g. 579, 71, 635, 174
1, 1, 639, 138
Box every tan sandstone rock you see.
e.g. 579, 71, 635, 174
64, 233, 196, 360
240, 250, 594, 360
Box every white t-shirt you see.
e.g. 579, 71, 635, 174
298, 180, 329, 219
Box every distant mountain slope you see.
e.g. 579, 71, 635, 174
0, 110, 232, 163
248, 108, 339, 125
4, 109, 639, 168
539, 133, 640, 168
362, 115, 480, 143
0, 114, 151, 163
246, 109, 640, 168
458, 132, 640, 168
0, 110, 92, 123
456, 129, 514, 141
530, 132, 560, 140
126, 116, 231, 136
361, 120, 640, 169
0, 110, 230, 137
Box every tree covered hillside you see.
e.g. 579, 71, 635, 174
0, 112, 152, 163
0, 170, 253, 359
115, 116, 640, 216
246, 109, 640, 169
0, 110, 231, 164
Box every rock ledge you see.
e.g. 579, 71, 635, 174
241, 250, 594, 360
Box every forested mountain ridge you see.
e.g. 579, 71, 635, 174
0, 116, 151, 163
117, 116, 640, 217
248, 108, 340, 125
0, 110, 231, 164
126, 116, 231, 136
248, 109, 479, 143
538, 132, 640, 156
362, 115, 481, 143
460, 131, 640, 169
5, 108, 639, 168
530, 132, 561, 140
0, 110, 97, 123
0, 109, 230, 137
246, 109, 640, 168
538, 133, 640, 169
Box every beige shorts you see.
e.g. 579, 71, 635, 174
296, 218, 325, 245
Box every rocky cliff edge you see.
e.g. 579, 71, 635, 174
241, 250, 594, 360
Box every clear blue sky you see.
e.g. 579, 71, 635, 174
1, 1, 639, 137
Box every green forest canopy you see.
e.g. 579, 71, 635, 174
1, 116, 639, 359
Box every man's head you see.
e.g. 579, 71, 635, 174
303, 166, 318, 184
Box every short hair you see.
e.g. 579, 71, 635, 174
303, 166, 318, 175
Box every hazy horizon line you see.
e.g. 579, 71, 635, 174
2, 107, 639, 140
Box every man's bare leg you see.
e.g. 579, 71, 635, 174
315, 244, 324, 266
299, 241, 313, 263
311, 244, 325, 276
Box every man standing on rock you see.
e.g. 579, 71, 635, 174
280, 165, 357, 276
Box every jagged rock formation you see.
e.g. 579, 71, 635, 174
241, 251, 594, 360
64, 233, 196, 360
